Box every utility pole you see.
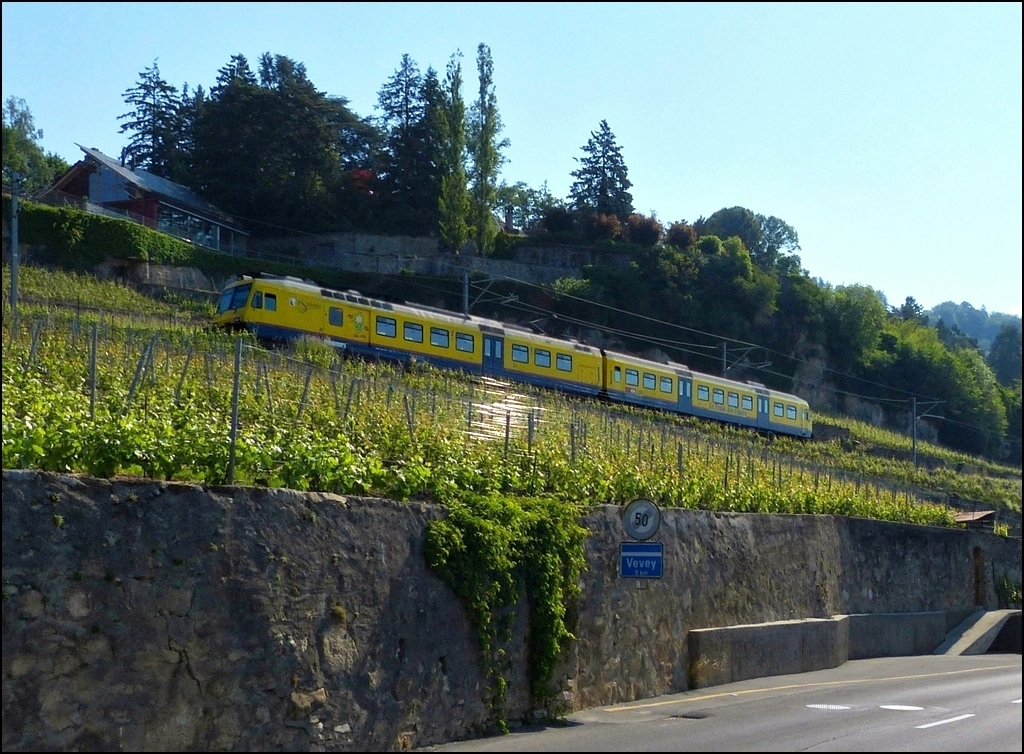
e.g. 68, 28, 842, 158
911, 397, 945, 467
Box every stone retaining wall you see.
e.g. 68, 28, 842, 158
2, 471, 1019, 751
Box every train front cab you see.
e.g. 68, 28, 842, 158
764, 391, 813, 438
214, 276, 373, 352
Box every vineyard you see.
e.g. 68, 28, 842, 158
2, 264, 1020, 718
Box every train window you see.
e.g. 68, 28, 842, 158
742, 395, 753, 410
535, 349, 551, 368
613, 366, 622, 383
556, 354, 572, 372
455, 333, 474, 352
511, 344, 529, 363
376, 316, 397, 338
404, 322, 424, 343
713, 389, 725, 404
643, 373, 656, 390
430, 327, 450, 348
264, 294, 277, 312
774, 402, 784, 417
626, 369, 639, 386
221, 283, 253, 314
728, 392, 739, 408
329, 307, 343, 327
787, 405, 797, 420
681, 381, 691, 398
660, 376, 673, 393
697, 385, 710, 401
252, 291, 263, 309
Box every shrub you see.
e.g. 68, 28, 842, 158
582, 213, 622, 242
625, 214, 663, 246
666, 221, 698, 249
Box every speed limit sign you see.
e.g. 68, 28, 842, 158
622, 498, 661, 541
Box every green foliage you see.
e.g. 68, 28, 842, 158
995, 576, 1022, 608
582, 213, 622, 242
468, 44, 509, 256
192, 52, 379, 235
5, 198, 197, 268
375, 55, 443, 235
496, 180, 562, 232
624, 214, 663, 246
2, 96, 70, 192
987, 324, 1022, 386
665, 221, 697, 249
425, 494, 586, 723
436, 52, 472, 253
118, 60, 186, 179
490, 231, 524, 260
569, 120, 633, 220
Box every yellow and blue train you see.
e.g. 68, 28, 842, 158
214, 274, 813, 438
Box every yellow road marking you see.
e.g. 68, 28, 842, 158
603, 663, 1021, 713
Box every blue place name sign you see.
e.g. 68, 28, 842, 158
620, 542, 663, 579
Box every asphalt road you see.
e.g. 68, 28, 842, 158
422, 654, 1022, 752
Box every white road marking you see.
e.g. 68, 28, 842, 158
806, 704, 851, 710
1012, 699, 1021, 705
879, 705, 924, 711
916, 714, 975, 729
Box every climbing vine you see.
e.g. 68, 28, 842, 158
425, 494, 587, 731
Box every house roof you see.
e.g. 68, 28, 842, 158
75, 145, 245, 231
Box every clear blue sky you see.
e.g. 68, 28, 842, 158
3, 2, 1021, 316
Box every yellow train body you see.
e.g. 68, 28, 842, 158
214, 274, 812, 438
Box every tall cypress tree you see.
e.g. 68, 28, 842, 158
436, 51, 471, 254
467, 43, 508, 255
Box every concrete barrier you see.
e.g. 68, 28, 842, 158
687, 608, 1019, 689
687, 616, 849, 688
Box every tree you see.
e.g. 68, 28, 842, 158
375, 55, 442, 234
755, 214, 801, 271
192, 52, 378, 233
665, 221, 697, 249
624, 213, 663, 246
896, 296, 928, 324
2, 96, 70, 193
436, 52, 471, 253
496, 180, 563, 231
569, 120, 633, 220
467, 44, 509, 255
987, 324, 1022, 386
118, 61, 183, 177
694, 207, 762, 259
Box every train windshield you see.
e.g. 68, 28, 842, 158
217, 283, 252, 314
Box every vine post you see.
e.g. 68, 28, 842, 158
227, 336, 242, 485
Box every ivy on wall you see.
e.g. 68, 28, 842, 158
425, 494, 587, 731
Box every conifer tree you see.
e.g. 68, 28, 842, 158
118, 60, 183, 177
569, 120, 633, 220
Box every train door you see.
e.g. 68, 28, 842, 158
677, 377, 693, 412
483, 335, 504, 374
756, 394, 771, 431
